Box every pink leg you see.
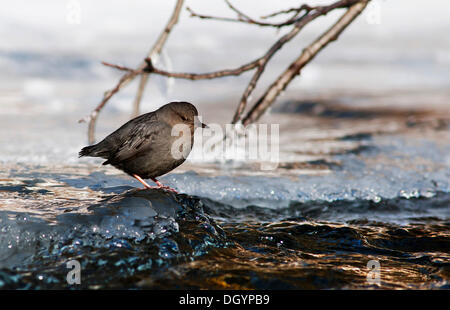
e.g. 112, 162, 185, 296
132, 174, 159, 190
151, 177, 178, 193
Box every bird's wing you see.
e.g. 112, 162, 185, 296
103, 116, 170, 165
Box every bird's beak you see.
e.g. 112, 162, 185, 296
194, 116, 208, 129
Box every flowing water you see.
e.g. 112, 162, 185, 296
0, 107, 449, 289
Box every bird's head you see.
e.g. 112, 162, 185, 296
159, 101, 208, 130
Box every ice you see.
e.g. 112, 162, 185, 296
0, 189, 224, 270
164, 134, 449, 209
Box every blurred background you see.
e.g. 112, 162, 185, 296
0, 0, 449, 164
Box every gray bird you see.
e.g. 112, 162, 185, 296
79, 101, 207, 193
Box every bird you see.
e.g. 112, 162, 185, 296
79, 101, 207, 193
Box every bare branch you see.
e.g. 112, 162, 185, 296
223, 0, 253, 21
81, 0, 184, 144
260, 4, 314, 19
187, 0, 359, 29
100, 62, 136, 72
99, 0, 363, 126
132, 0, 184, 118
186, 7, 246, 24
242, 1, 369, 126
83, 0, 369, 145
84, 69, 140, 145
231, 0, 363, 124
102, 57, 260, 80
186, 2, 300, 28
231, 63, 265, 124
150, 0, 184, 56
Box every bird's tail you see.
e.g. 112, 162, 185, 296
79, 143, 108, 158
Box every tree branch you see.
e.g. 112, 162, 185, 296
80, 0, 184, 144
186, 4, 300, 28
260, 4, 314, 19
102, 57, 261, 80
82, 0, 369, 145
187, 0, 357, 29
242, 1, 369, 126
100, 0, 363, 126
231, 0, 362, 124
131, 0, 184, 118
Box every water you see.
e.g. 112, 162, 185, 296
0, 186, 448, 289
0, 128, 449, 289
0, 0, 449, 289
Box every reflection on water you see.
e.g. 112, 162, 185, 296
0, 99, 449, 289
0, 167, 448, 289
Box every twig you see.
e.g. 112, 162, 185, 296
187, 2, 302, 28
223, 0, 253, 21
102, 57, 261, 80
231, 0, 362, 124
187, 1, 353, 29
102, 0, 362, 126
260, 4, 314, 19
83, 0, 368, 144
81, 0, 184, 144
186, 7, 245, 24
82, 69, 141, 145
132, 0, 184, 118
242, 1, 369, 126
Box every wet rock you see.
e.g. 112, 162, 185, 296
0, 189, 227, 289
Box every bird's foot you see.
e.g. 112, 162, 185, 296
133, 175, 179, 193
151, 178, 178, 194
157, 185, 178, 194
136, 184, 178, 193
139, 185, 161, 191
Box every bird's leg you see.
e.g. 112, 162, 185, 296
151, 177, 178, 193
132, 174, 178, 193
132, 174, 159, 190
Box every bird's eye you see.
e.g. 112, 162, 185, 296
181, 116, 187, 121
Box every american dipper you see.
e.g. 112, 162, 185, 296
79, 101, 207, 193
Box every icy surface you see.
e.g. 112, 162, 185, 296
166, 135, 450, 208
0, 188, 225, 270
